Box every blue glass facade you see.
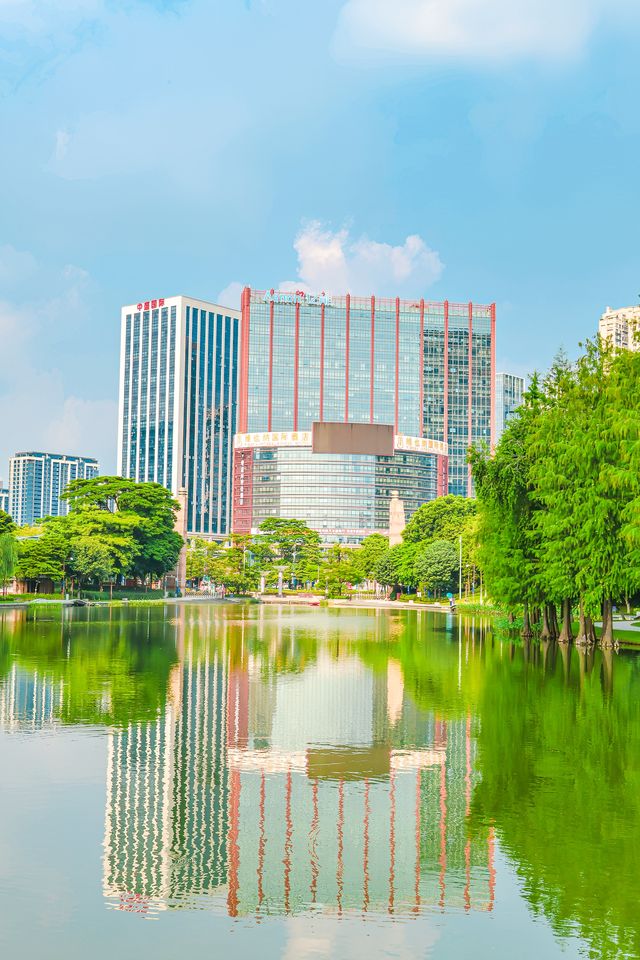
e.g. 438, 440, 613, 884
241, 291, 422, 437
118, 297, 239, 538
239, 291, 495, 499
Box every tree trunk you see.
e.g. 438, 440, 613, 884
531, 606, 540, 626
551, 605, 559, 638
541, 604, 553, 640
576, 599, 593, 646
558, 598, 574, 644
521, 601, 533, 639
600, 598, 615, 648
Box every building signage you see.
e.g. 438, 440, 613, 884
234, 431, 312, 449
136, 298, 166, 310
395, 435, 448, 457
262, 289, 333, 307
234, 431, 447, 456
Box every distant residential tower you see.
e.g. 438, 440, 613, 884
8, 452, 98, 527
599, 305, 640, 352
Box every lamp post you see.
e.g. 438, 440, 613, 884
459, 534, 463, 604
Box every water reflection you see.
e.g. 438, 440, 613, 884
1, 603, 639, 959
101, 607, 494, 917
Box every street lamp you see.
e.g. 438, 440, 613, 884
459, 534, 463, 604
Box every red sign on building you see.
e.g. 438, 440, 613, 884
136, 299, 166, 310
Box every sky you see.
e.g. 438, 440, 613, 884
1, 0, 639, 477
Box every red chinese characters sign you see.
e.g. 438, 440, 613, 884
136, 298, 166, 310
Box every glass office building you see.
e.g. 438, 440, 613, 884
495, 372, 526, 442
8, 452, 99, 526
422, 300, 495, 495
233, 429, 447, 543
237, 289, 496, 509
117, 296, 240, 538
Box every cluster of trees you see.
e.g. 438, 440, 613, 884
471, 339, 640, 646
187, 499, 477, 600
0, 477, 183, 594
188, 518, 363, 597
374, 495, 478, 598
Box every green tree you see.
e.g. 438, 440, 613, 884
62, 476, 182, 582
0, 532, 17, 595
374, 543, 419, 597
69, 537, 116, 589
320, 544, 362, 597
414, 539, 458, 597
470, 374, 546, 635
15, 532, 67, 589
403, 495, 477, 545
0, 510, 16, 535
256, 518, 321, 565
353, 534, 389, 580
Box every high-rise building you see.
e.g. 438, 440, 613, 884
117, 296, 240, 538
598, 305, 640, 351
495, 372, 526, 442
233, 289, 495, 539
8, 452, 99, 527
0, 484, 8, 515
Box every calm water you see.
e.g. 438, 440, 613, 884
0, 603, 638, 960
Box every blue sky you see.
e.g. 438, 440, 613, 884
1, 0, 639, 475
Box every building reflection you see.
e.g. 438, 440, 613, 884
0, 605, 495, 917
100, 606, 494, 917
0, 663, 65, 731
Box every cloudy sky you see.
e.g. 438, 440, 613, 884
1, 0, 639, 476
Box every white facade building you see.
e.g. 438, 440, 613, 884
8, 452, 99, 526
117, 296, 240, 538
0, 485, 8, 515
599, 305, 640, 352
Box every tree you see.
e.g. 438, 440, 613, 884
470, 374, 546, 635
0, 510, 16, 535
353, 534, 389, 580
0, 532, 17, 595
256, 518, 321, 565
321, 544, 362, 598
62, 477, 183, 582
414, 540, 458, 597
403, 495, 477, 545
15, 533, 67, 589
70, 538, 116, 590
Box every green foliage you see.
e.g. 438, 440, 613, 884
355, 534, 389, 579
15, 531, 67, 585
0, 510, 16, 535
0, 532, 17, 594
63, 476, 183, 580
414, 539, 458, 596
403, 495, 476, 544
471, 340, 640, 642
13, 477, 183, 589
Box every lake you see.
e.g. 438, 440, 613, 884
0, 602, 638, 959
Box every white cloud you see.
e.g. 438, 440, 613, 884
334, 0, 635, 64
281, 221, 443, 296
217, 281, 244, 311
